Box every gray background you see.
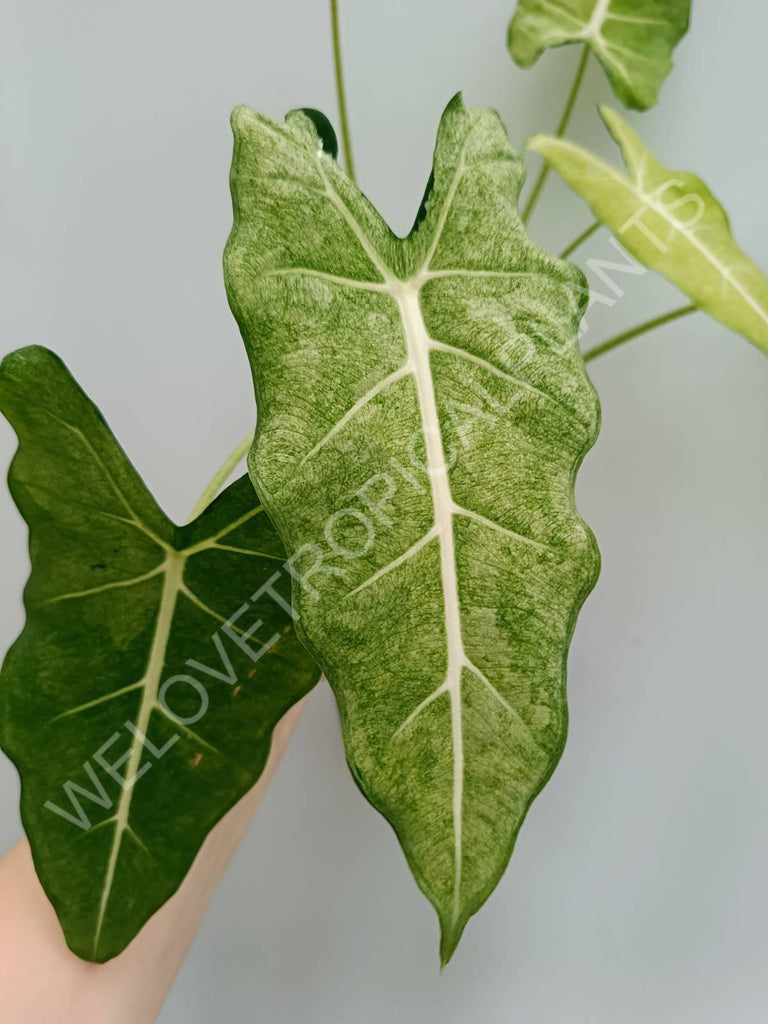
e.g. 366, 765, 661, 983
2, 1, 768, 1021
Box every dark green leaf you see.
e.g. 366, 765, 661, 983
0, 346, 320, 962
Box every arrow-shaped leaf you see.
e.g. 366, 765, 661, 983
0, 346, 320, 962
508, 0, 690, 110
225, 95, 600, 962
529, 107, 768, 356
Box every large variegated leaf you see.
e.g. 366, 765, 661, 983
529, 107, 768, 356
0, 346, 320, 962
225, 94, 600, 962
508, 0, 690, 110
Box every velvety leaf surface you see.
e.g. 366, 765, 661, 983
508, 0, 690, 109
0, 346, 320, 962
529, 107, 768, 356
225, 95, 600, 961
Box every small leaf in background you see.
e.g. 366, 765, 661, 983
508, 0, 690, 110
0, 346, 320, 962
529, 107, 768, 357
225, 94, 600, 963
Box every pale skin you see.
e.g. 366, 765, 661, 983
0, 699, 306, 1024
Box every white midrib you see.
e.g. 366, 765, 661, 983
89, 509, 266, 953
582, 0, 612, 40
317, 155, 470, 927
640, 190, 768, 332
93, 551, 184, 954
40, 422, 266, 954
88, 514, 266, 953
396, 283, 466, 926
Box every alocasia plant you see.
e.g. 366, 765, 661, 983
0, 346, 319, 961
508, 0, 691, 110
224, 94, 600, 961
1, 0, 767, 981
528, 107, 768, 356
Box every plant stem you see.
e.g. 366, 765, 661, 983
559, 220, 599, 260
330, 0, 356, 183
522, 45, 590, 225
582, 304, 698, 363
187, 433, 254, 521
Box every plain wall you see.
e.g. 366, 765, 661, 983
2, 1, 768, 1021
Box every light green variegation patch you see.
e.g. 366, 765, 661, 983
508, 0, 690, 110
0, 346, 319, 962
225, 95, 600, 962
529, 107, 768, 357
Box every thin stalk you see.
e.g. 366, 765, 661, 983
583, 304, 698, 363
559, 220, 599, 260
330, 0, 356, 183
187, 433, 254, 521
522, 45, 590, 225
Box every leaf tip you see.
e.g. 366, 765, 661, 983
444, 91, 467, 117
229, 105, 260, 143
595, 105, 641, 172
525, 133, 548, 155
229, 104, 248, 128
596, 103, 620, 127
0, 345, 59, 397
506, 10, 538, 68
438, 917, 465, 968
